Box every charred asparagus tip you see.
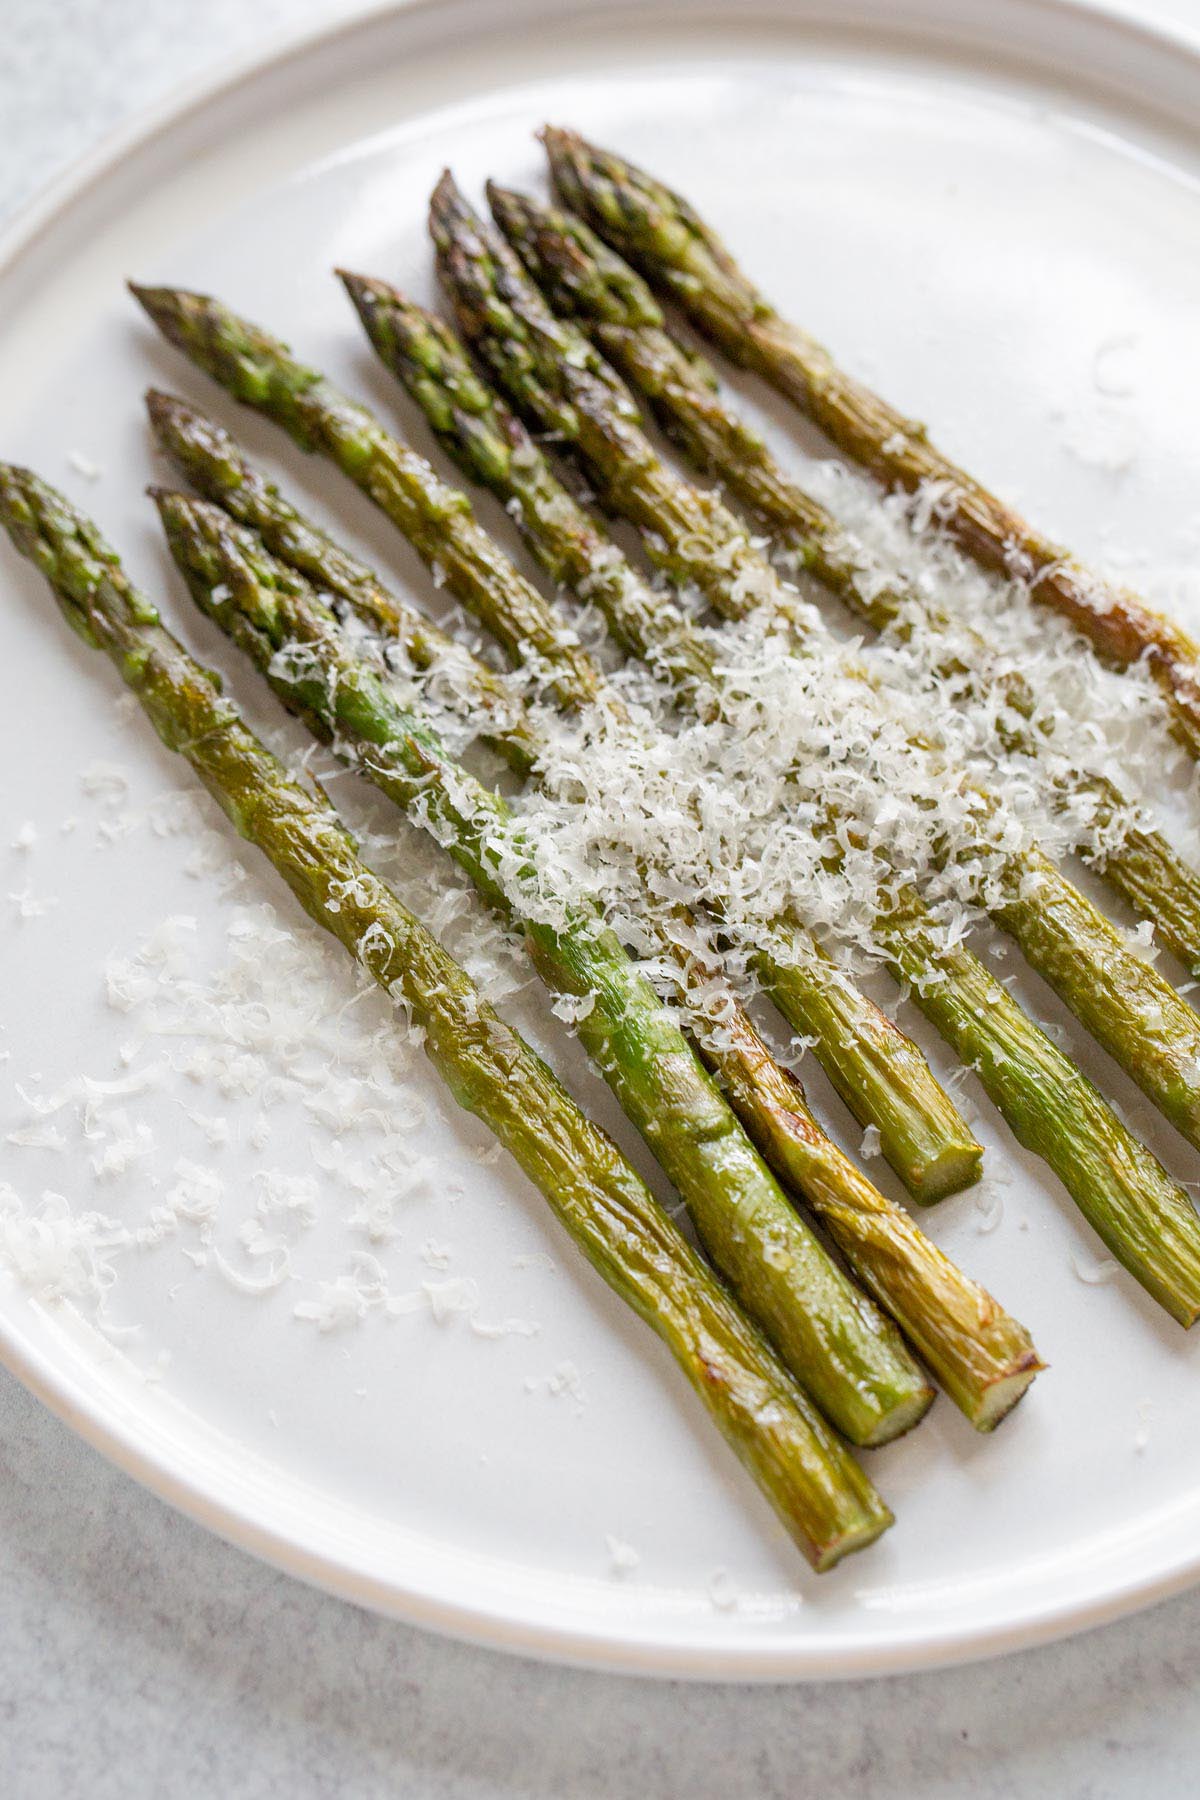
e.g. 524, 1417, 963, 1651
128, 279, 172, 313
431, 168, 462, 207
144, 387, 192, 427
485, 178, 521, 210
429, 168, 477, 235
128, 282, 206, 348
336, 268, 383, 310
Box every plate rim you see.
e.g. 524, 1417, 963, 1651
4, 0, 1200, 1681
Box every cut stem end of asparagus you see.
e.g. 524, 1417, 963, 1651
968, 1354, 1046, 1433
905, 1140, 985, 1207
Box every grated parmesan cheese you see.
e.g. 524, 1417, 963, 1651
707, 1567, 738, 1611
525, 1359, 587, 1406
9, 886, 58, 920
605, 1534, 640, 1577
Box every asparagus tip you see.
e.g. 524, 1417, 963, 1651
429, 169, 482, 248
128, 278, 170, 313
0, 464, 48, 529
128, 281, 200, 341
146, 485, 184, 530
430, 167, 464, 211
338, 270, 427, 356
540, 124, 593, 170
144, 386, 189, 429
485, 180, 534, 242
335, 267, 382, 314
147, 485, 210, 536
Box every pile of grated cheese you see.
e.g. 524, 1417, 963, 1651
785, 458, 1199, 867
499, 615, 1051, 995
0, 748, 542, 1345
5, 410, 1197, 1358
476, 455, 1199, 1005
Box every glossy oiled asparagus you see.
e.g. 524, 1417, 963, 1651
155, 484, 936, 1445
144, 390, 543, 777
328, 276, 993, 1208
149, 398, 1041, 1429
342, 272, 1200, 1331
542, 126, 1200, 761
428, 173, 1200, 1160
131, 289, 605, 715
489, 183, 1200, 978
348, 270, 1200, 1331
0, 464, 892, 1570
132, 295, 979, 1206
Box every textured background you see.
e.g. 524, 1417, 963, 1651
4, 3, 1200, 1794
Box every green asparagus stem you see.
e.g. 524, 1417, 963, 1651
430, 173, 1200, 1159
677, 984, 1040, 1427
150, 401, 1040, 1430
489, 185, 1200, 979
339, 273, 1200, 1332
542, 126, 1200, 761
154, 485, 937, 1446
0, 466, 893, 1570
358, 280, 1200, 1336
335, 276, 985, 1206
145, 388, 542, 778
336, 277, 719, 701
133, 297, 980, 1208
129, 284, 605, 717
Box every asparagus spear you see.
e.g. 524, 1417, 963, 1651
145, 388, 656, 761
489, 184, 1200, 978
338, 265, 1200, 1331
154, 486, 936, 1446
678, 985, 1040, 1427
542, 127, 1200, 761
429, 174, 1200, 1160
130, 286, 605, 716
133, 301, 979, 1207
149, 401, 1041, 1430
0, 466, 894, 1570
144, 390, 542, 778
322, 278, 993, 1212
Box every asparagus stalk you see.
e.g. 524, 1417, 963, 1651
677, 983, 1040, 1427
429, 175, 1200, 1160
489, 184, 1200, 979
0, 466, 894, 1570
154, 486, 937, 1446
342, 266, 1200, 1331
327, 278, 989, 1210
144, 390, 542, 778
542, 127, 1200, 761
133, 301, 979, 1207
150, 400, 1041, 1430
333, 282, 717, 696
130, 287, 605, 716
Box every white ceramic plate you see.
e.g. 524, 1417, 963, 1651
5, 0, 1200, 1680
